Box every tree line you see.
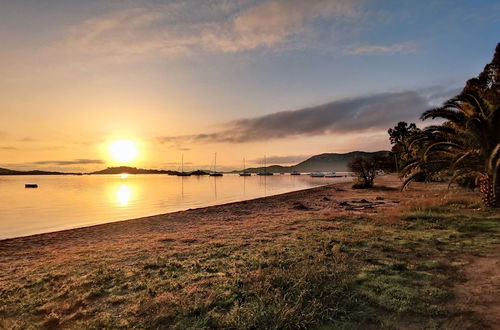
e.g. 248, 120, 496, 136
349, 43, 499, 208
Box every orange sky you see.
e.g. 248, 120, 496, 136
1, 0, 497, 172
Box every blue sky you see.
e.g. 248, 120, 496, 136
0, 0, 499, 171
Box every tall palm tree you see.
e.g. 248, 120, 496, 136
402, 92, 500, 207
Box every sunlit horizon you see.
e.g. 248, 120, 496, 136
1, 1, 498, 172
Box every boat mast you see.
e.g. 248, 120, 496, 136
214, 152, 217, 173
181, 154, 184, 173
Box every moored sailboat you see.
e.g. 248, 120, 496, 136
177, 154, 191, 176
257, 155, 273, 176
209, 152, 223, 176
239, 158, 251, 176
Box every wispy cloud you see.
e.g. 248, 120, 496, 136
344, 41, 417, 55
158, 87, 459, 146
57, 0, 364, 58
30, 159, 104, 166
18, 137, 38, 142
206, 0, 362, 52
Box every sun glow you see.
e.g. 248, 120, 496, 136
109, 140, 138, 163
116, 184, 131, 206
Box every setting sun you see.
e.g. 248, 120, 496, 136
109, 140, 138, 163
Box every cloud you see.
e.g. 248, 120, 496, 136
250, 155, 310, 164
19, 137, 38, 142
205, 0, 362, 52
57, 0, 363, 58
159, 89, 449, 145
419, 86, 462, 107
344, 41, 417, 55
30, 159, 105, 166
0, 146, 17, 150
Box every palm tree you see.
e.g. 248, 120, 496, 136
402, 92, 500, 207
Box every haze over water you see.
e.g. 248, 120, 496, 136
0, 174, 350, 239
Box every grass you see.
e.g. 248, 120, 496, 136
0, 185, 498, 329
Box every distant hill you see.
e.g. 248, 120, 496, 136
190, 170, 210, 176
0, 166, 211, 176
291, 151, 390, 172
236, 151, 390, 173
0, 167, 79, 175
89, 166, 179, 175
1, 151, 390, 176
89, 167, 212, 176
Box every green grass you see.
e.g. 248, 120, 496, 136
0, 196, 498, 329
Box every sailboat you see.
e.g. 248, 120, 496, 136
239, 158, 251, 176
177, 154, 191, 176
257, 155, 273, 176
209, 152, 223, 176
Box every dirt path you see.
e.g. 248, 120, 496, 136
450, 249, 500, 329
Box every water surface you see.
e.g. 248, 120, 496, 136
0, 174, 350, 239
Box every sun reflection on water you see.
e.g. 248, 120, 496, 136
116, 184, 131, 206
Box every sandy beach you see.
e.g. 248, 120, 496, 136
0, 175, 401, 261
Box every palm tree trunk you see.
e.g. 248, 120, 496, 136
478, 174, 500, 208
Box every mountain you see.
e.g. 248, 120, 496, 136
236, 151, 390, 173
89, 166, 179, 175
238, 165, 289, 174
0, 167, 79, 175
291, 151, 390, 172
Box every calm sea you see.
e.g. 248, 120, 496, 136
0, 174, 351, 239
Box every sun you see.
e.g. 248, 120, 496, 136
109, 140, 138, 163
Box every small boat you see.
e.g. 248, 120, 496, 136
239, 158, 251, 176
210, 172, 223, 177
176, 154, 192, 176
309, 172, 325, 177
209, 152, 223, 177
257, 155, 273, 176
25, 184, 38, 188
325, 172, 337, 177
290, 171, 301, 175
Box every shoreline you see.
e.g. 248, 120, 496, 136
0, 180, 350, 243
0, 175, 402, 255
1, 174, 498, 328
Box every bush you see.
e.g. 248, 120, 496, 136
349, 156, 384, 189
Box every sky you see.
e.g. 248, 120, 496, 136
0, 0, 499, 172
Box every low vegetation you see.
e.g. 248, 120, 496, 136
1, 181, 498, 329
348, 155, 387, 189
